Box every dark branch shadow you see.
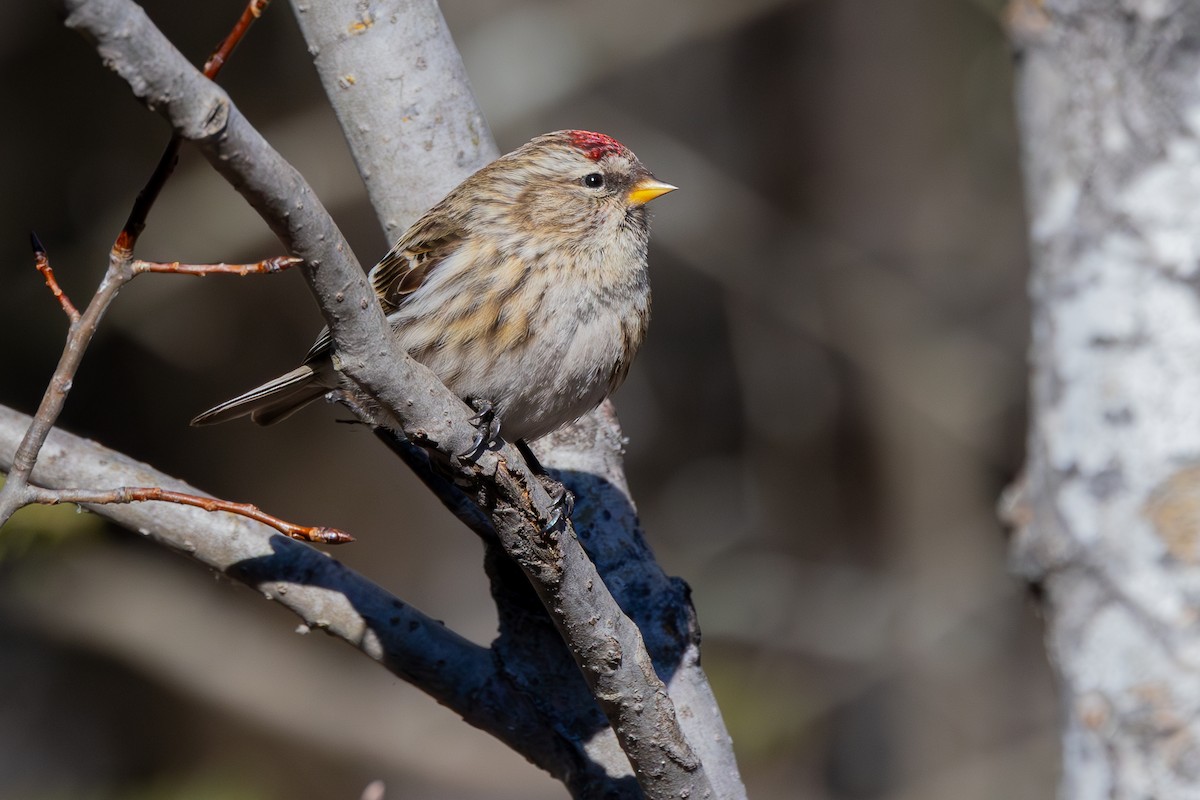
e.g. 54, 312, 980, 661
224, 433, 693, 798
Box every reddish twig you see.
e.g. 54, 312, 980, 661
133, 256, 302, 277
203, 0, 271, 77
26, 484, 353, 544
115, 144, 179, 254
118, 0, 275, 252
31, 233, 80, 323
0, 248, 134, 529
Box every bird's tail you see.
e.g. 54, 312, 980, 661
190, 364, 334, 427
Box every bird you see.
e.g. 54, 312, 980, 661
191, 130, 676, 453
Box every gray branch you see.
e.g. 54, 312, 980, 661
287, 0, 499, 236
0, 404, 608, 789
1009, 2, 1200, 797
43, 0, 744, 797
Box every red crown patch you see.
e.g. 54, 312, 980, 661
568, 130, 626, 161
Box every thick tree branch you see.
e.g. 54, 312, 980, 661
0, 404, 617, 791
0, 403, 483, 708
289, 5, 744, 794
288, 0, 499, 237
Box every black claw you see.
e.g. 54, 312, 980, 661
539, 477, 574, 532
543, 506, 564, 533
516, 439, 575, 530
459, 427, 486, 460
30, 231, 46, 256
549, 483, 575, 519
541, 486, 575, 532
466, 399, 493, 426
459, 399, 502, 459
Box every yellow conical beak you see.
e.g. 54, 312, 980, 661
627, 178, 677, 207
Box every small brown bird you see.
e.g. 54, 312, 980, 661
192, 130, 676, 446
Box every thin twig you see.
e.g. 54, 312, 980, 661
26, 484, 353, 544
31, 232, 80, 322
133, 256, 302, 276
0, 249, 134, 527
116, 142, 178, 253
118, 0, 274, 251
203, 0, 271, 76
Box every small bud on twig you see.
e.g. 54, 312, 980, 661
31, 233, 80, 323
30, 485, 353, 545
132, 256, 303, 277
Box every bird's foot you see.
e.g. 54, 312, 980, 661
515, 439, 575, 531
458, 399, 502, 460
542, 479, 576, 532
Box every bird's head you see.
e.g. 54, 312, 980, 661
485, 130, 676, 247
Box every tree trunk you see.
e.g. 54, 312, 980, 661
1009, 1, 1200, 796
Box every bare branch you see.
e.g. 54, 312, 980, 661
287, 0, 499, 236
119, 0, 273, 250
25, 484, 353, 544
202, 0, 270, 77
0, 403, 621, 791
0, 245, 134, 528
132, 256, 302, 276
31, 232, 79, 322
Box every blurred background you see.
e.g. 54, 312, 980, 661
0, 0, 1048, 798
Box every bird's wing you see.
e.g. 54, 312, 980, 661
302, 214, 466, 363
369, 229, 464, 314
372, 200, 473, 314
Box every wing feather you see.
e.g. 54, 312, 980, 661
369, 211, 466, 314
303, 211, 468, 362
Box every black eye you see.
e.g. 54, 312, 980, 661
583, 173, 604, 189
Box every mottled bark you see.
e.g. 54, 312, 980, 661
287, 0, 498, 236
1009, 1, 1200, 797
